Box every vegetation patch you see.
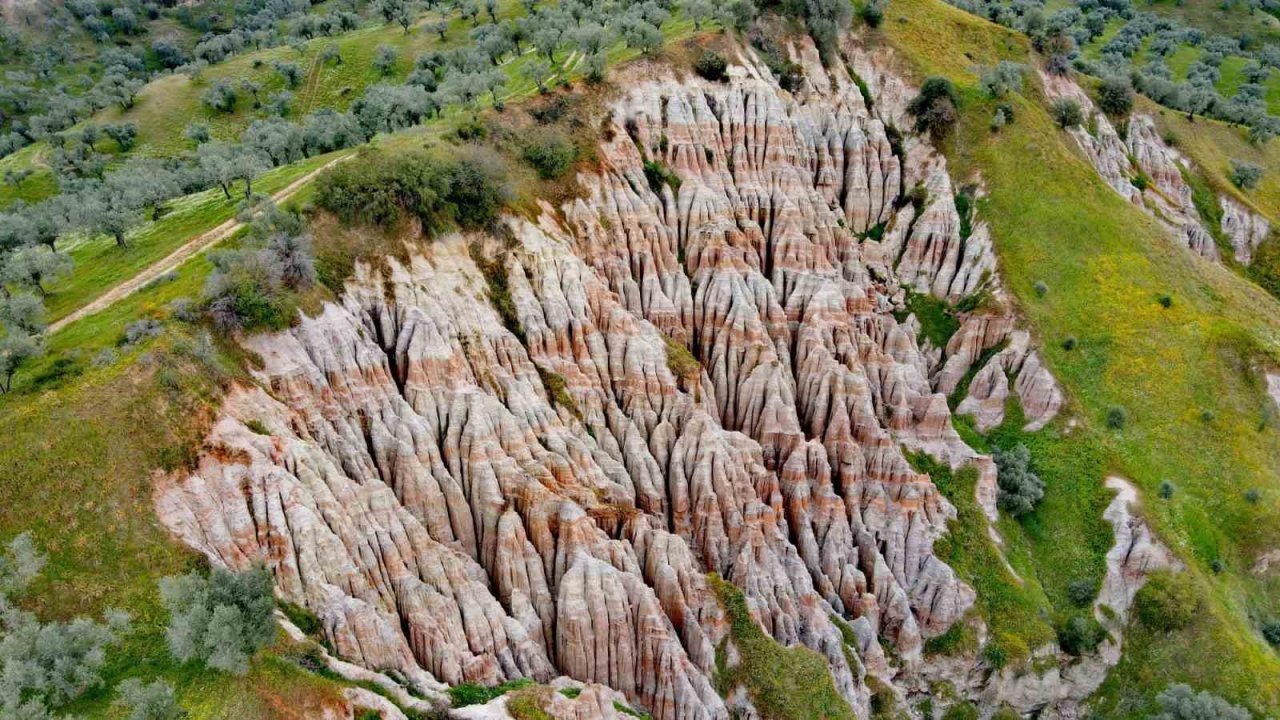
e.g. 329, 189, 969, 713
907, 450, 1054, 666
708, 574, 856, 720
894, 289, 960, 349
448, 678, 536, 707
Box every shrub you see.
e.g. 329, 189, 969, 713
979, 61, 1027, 98
942, 702, 978, 720
1057, 615, 1105, 656
908, 77, 961, 139
522, 130, 577, 179
125, 318, 164, 345
990, 106, 1010, 131
1230, 159, 1263, 190
643, 160, 681, 194
994, 443, 1044, 517
1033, 279, 1049, 297
273, 60, 303, 87
115, 678, 186, 720
1262, 620, 1280, 645
859, 0, 885, 27
1061, 336, 1077, 351
203, 246, 297, 333
200, 80, 237, 113
159, 565, 277, 674
1153, 684, 1250, 720
184, 123, 211, 146
373, 45, 398, 76
1106, 406, 1126, 429
1067, 579, 1096, 606
1133, 570, 1198, 631
694, 50, 729, 82
1158, 479, 1175, 499
1158, 294, 1173, 308
315, 149, 510, 233
1097, 75, 1135, 115
1245, 488, 1260, 504
1051, 98, 1084, 129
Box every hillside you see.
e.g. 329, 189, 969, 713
1, 0, 1279, 718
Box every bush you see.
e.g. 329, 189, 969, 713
1067, 579, 1096, 606
990, 106, 1011, 131
125, 318, 164, 345
1033, 280, 1049, 297
1106, 406, 1126, 429
200, 80, 237, 113
522, 130, 577, 179
979, 61, 1027, 98
694, 50, 728, 82
115, 678, 186, 720
643, 160, 681, 194
908, 77, 961, 139
994, 443, 1044, 517
1230, 159, 1263, 190
1262, 620, 1280, 645
1051, 98, 1084, 129
1097, 75, 1135, 115
1057, 615, 1105, 656
1158, 479, 1175, 499
315, 149, 510, 233
1245, 488, 1260, 504
202, 248, 295, 333
159, 565, 277, 675
1133, 570, 1198, 631
1153, 684, 1250, 720
859, 0, 885, 27
1061, 335, 1077, 351
1158, 294, 1173, 308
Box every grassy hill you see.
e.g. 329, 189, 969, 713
873, 0, 1280, 714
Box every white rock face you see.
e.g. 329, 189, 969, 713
1040, 73, 1226, 261
156, 39, 1078, 718
1220, 195, 1271, 265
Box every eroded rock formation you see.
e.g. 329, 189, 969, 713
156, 40, 1072, 718
1042, 72, 1278, 268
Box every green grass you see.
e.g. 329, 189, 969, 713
448, 678, 535, 707
882, 0, 1280, 712
907, 449, 1056, 665
894, 289, 960, 348
0, 322, 356, 717
709, 574, 856, 720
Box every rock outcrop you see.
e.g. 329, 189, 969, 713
1042, 73, 1221, 259
157, 39, 1072, 718
1221, 195, 1271, 265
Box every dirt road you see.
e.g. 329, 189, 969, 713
48, 156, 345, 335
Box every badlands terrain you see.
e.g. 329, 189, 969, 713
1, 0, 1280, 718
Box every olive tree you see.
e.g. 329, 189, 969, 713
159, 565, 277, 675
1153, 684, 1250, 720
994, 443, 1044, 517
115, 679, 187, 720
1, 245, 72, 295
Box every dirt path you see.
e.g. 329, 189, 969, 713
48, 156, 346, 335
